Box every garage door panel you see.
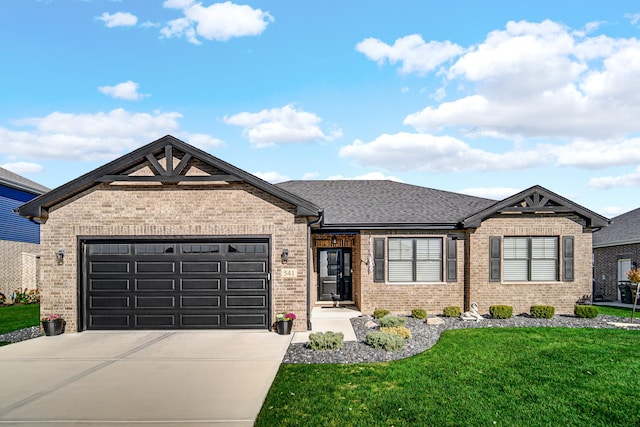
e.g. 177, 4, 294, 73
91, 262, 130, 274
181, 296, 220, 308
84, 240, 269, 330
181, 278, 221, 290
136, 261, 175, 273
181, 315, 221, 327
135, 296, 175, 308
135, 279, 175, 291
90, 279, 130, 291
227, 278, 266, 290
227, 261, 266, 273
181, 261, 220, 273
90, 296, 130, 309
226, 295, 267, 308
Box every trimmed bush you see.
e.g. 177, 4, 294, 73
379, 315, 407, 327
373, 308, 391, 319
366, 331, 405, 352
443, 306, 462, 318
380, 326, 412, 340
530, 305, 555, 319
490, 305, 513, 319
308, 331, 344, 351
411, 308, 427, 319
574, 304, 598, 319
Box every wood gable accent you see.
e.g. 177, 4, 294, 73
17, 135, 320, 222
462, 185, 609, 228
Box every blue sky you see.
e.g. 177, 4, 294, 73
2, 1, 640, 218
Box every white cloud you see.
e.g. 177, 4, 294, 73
97, 12, 138, 28
0, 162, 43, 174
457, 187, 521, 200
98, 81, 149, 101
355, 34, 463, 75
252, 171, 290, 183
625, 13, 640, 26
339, 132, 547, 172
548, 138, 640, 169
588, 166, 640, 189
326, 171, 403, 182
599, 206, 630, 217
302, 172, 319, 180
161, 1, 273, 44
224, 105, 342, 148
0, 109, 223, 161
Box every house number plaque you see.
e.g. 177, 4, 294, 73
282, 268, 297, 278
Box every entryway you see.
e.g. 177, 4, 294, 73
318, 248, 352, 302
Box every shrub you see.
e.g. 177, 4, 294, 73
574, 305, 598, 319
530, 305, 555, 319
443, 306, 462, 317
308, 331, 344, 351
380, 326, 412, 340
411, 308, 427, 319
11, 288, 40, 305
366, 331, 405, 352
489, 305, 513, 319
0, 292, 5, 305
379, 315, 407, 327
373, 308, 390, 319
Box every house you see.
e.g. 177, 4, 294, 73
0, 166, 49, 299
593, 207, 640, 302
16, 135, 609, 332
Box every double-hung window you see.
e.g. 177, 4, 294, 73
503, 237, 558, 281
388, 238, 442, 282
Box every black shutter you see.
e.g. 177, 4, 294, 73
446, 237, 457, 282
562, 236, 574, 282
374, 238, 385, 282
489, 236, 501, 282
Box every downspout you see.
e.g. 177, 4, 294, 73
306, 210, 324, 331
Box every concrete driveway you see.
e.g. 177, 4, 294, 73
0, 330, 292, 426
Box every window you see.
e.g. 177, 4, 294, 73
388, 238, 442, 282
504, 237, 558, 281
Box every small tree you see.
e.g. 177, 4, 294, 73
627, 267, 640, 323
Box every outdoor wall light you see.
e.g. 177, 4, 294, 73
281, 248, 289, 264
55, 249, 65, 265
332, 235, 337, 245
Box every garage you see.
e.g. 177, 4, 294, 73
82, 239, 270, 330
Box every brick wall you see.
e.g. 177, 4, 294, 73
357, 231, 466, 316
468, 215, 593, 315
39, 183, 309, 332
0, 240, 40, 298
593, 243, 640, 301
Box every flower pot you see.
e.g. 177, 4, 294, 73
276, 320, 293, 335
42, 319, 64, 336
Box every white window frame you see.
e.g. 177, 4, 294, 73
503, 236, 558, 282
388, 238, 442, 283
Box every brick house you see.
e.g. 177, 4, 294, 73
17, 135, 609, 332
593, 207, 640, 302
0, 167, 49, 300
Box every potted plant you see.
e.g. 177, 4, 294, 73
41, 314, 65, 336
275, 312, 296, 335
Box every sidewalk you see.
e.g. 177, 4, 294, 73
291, 305, 361, 344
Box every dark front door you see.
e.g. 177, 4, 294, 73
318, 248, 352, 301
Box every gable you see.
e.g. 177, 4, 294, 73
462, 185, 609, 229
17, 135, 320, 222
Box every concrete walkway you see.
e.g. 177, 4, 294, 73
0, 330, 291, 426
291, 305, 361, 344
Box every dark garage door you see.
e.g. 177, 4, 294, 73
82, 239, 270, 330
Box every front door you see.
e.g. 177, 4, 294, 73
318, 249, 352, 301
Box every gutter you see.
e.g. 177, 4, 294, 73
306, 210, 324, 331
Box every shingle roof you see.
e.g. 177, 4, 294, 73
275, 180, 497, 228
0, 166, 49, 195
593, 207, 640, 247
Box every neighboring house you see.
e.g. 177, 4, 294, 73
17, 136, 609, 332
593, 207, 640, 302
0, 166, 49, 299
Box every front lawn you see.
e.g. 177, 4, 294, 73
257, 327, 640, 427
596, 305, 638, 318
0, 304, 40, 335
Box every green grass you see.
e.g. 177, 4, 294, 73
0, 304, 40, 335
257, 328, 640, 427
595, 305, 638, 318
